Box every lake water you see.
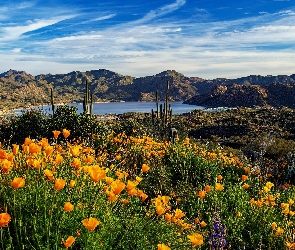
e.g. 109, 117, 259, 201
22, 101, 205, 115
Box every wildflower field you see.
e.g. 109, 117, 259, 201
1, 108, 295, 249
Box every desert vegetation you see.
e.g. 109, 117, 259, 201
0, 104, 295, 249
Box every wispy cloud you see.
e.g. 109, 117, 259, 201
0, 15, 76, 41
134, 0, 186, 23
1, 0, 295, 79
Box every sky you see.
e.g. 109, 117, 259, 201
0, 0, 295, 79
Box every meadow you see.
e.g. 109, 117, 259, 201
0, 106, 295, 249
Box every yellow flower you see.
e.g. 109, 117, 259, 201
274, 227, 284, 237
215, 183, 224, 191
271, 222, 277, 230
64, 202, 74, 212
174, 208, 185, 219
54, 178, 66, 191
187, 233, 204, 246
10, 177, 25, 189
69, 180, 76, 188
62, 129, 71, 139
52, 130, 61, 139
44, 169, 54, 180
62, 236, 75, 248
70, 146, 80, 157
243, 184, 250, 190
157, 243, 170, 250
81, 217, 100, 231
0, 213, 11, 227
70, 158, 81, 169
265, 182, 274, 190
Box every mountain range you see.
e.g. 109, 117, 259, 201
0, 69, 295, 110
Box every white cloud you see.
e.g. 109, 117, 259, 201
0, 15, 76, 41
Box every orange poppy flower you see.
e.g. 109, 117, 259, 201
174, 208, 185, 219
1, 159, 12, 174
105, 177, 114, 185
62, 236, 75, 248
187, 233, 204, 246
81, 217, 100, 231
204, 185, 211, 192
217, 175, 223, 181
141, 164, 150, 173
10, 177, 25, 189
111, 180, 126, 195
52, 130, 61, 139
12, 144, 19, 155
0, 213, 11, 227
197, 190, 206, 199
24, 137, 32, 146
241, 175, 248, 181
44, 169, 54, 180
215, 183, 224, 191
157, 243, 171, 250
44, 145, 54, 156
70, 158, 81, 169
200, 221, 207, 227
54, 154, 63, 166
88, 166, 106, 182
69, 146, 80, 157
54, 178, 66, 191
29, 143, 41, 154
62, 129, 71, 139
64, 202, 74, 212
0, 149, 7, 159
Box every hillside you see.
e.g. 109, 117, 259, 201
1, 68, 295, 110
184, 82, 295, 108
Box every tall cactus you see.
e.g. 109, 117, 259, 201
155, 90, 159, 118
50, 87, 55, 115
83, 78, 90, 114
164, 80, 170, 126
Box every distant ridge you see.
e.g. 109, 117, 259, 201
1, 69, 295, 110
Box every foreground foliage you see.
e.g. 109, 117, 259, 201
1, 128, 295, 250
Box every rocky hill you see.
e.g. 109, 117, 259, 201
1, 68, 295, 110
184, 82, 295, 108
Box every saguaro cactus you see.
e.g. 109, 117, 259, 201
83, 78, 90, 114
50, 87, 55, 115
156, 90, 159, 118
164, 80, 170, 126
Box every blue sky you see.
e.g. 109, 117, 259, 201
0, 0, 295, 79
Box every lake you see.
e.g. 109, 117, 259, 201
19, 101, 205, 115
